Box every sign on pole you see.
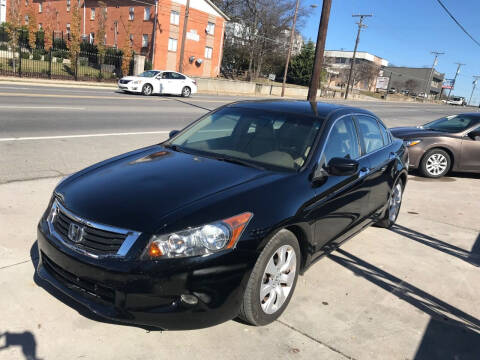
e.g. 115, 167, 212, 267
376, 76, 389, 90
442, 79, 455, 89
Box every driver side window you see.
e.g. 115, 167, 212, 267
323, 116, 360, 165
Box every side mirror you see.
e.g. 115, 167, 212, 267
327, 157, 359, 176
169, 130, 180, 139
467, 129, 480, 141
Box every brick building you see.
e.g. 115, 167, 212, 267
6, 0, 228, 77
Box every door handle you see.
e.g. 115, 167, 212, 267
359, 167, 370, 178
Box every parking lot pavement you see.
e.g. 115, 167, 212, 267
0, 172, 478, 360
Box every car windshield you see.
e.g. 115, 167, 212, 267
137, 70, 160, 78
168, 107, 322, 171
422, 115, 476, 133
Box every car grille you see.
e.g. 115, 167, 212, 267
41, 252, 115, 304
119, 79, 131, 84
53, 209, 127, 256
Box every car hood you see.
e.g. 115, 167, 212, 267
390, 127, 446, 139
119, 76, 146, 82
55, 146, 274, 233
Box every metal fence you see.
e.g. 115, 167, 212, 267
0, 29, 129, 82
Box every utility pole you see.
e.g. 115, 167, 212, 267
468, 76, 480, 106
447, 62, 465, 99
307, 0, 333, 102
344, 14, 372, 100
281, 0, 300, 97
423, 51, 444, 100
178, 0, 190, 73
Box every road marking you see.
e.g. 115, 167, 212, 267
0, 92, 168, 101
0, 86, 31, 90
0, 130, 170, 142
0, 105, 85, 110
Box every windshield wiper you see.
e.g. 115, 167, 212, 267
163, 144, 191, 154
215, 156, 265, 170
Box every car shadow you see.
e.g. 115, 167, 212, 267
328, 249, 480, 359
30, 241, 161, 332
0, 331, 41, 360
390, 225, 480, 267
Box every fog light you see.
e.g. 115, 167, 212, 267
180, 294, 198, 306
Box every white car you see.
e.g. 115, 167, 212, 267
447, 97, 466, 106
118, 70, 198, 97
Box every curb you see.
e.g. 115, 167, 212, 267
0, 76, 117, 90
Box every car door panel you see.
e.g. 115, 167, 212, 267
460, 127, 480, 170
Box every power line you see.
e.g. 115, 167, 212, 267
435, 0, 480, 47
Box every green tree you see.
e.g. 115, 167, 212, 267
287, 41, 326, 87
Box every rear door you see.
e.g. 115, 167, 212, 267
170, 72, 187, 94
311, 115, 372, 251
460, 125, 480, 170
159, 72, 177, 94
354, 114, 394, 217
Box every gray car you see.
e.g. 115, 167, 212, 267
391, 113, 480, 178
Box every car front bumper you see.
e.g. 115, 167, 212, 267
118, 82, 142, 93
36, 220, 255, 330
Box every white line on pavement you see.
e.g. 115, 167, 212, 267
0, 131, 170, 142
0, 106, 85, 110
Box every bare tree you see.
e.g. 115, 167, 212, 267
6, 0, 21, 72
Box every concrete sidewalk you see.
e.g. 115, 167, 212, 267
0, 174, 479, 360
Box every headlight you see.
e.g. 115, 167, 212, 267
144, 212, 253, 259
404, 139, 422, 147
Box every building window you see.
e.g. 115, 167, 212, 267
25, 0, 28, 6
170, 10, 179, 25
66, 23, 70, 35
204, 46, 213, 59
38, 23, 43, 30
24, 15, 29, 25
38, 2, 42, 13
142, 34, 148, 48
89, 32, 95, 44
168, 38, 177, 52
129, 34, 134, 45
90, 8, 95, 20
129, 7, 134, 20
67, 0, 70, 12
144, 7, 150, 20
206, 22, 215, 35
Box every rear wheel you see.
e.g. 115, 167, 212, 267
239, 229, 300, 326
420, 149, 450, 178
142, 84, 153, 96
181, 86, 191, 97
375, 178, 403, 229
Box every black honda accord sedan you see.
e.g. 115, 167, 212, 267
37, 100, 408, 330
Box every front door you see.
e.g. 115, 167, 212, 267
460, 126, 480, 171
311, 115, 371, 252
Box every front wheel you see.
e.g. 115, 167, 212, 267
142, 84, 153, 96
375, 178, 404, 229
239, 229, 300, 326
181, 86, 191, 97
420, 149, 451, 178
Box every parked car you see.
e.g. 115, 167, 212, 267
388, 88, 397, 94
118, 70, 197, 97
401, 89, 410, 96
37, 101, 408, 330
391, 113, 480, 177
418, 92, 427, 98
447, 97, 466, 106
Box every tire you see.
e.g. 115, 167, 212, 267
419, 149, 451, 178
181, 86, 191, 97
239, 229, 300, 326
375, 178, 404, 229
142, 84, 153, 96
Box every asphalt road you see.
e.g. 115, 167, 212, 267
0, 83, 476, 183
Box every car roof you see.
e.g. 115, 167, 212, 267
226, 100, 375, 119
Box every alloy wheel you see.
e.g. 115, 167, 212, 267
143, 85, 152, 96
260, 245, 296, 314
182, 87, 191, 97
426, 153, 448, 176
389, 182, 403, 222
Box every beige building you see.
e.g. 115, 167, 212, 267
324, 50, 389, 91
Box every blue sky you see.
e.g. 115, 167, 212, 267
300, 0, 480, 104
